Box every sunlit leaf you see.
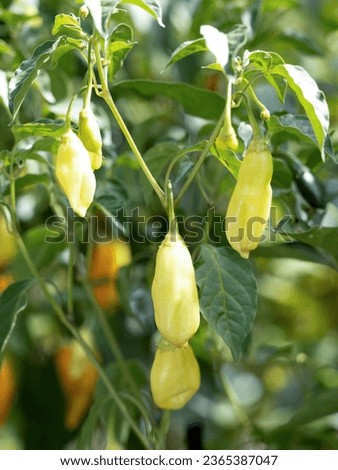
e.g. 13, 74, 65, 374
200, 24, 229, 68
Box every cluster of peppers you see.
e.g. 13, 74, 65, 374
53, 76, 274, 412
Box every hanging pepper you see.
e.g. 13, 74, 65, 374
55, 129, 96, 217
150, 340, 200, 410
78, 105, 103, 170
151, 233, 200, 348
226, 138, 273, 258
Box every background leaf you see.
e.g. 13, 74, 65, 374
113, 79, 224, 120
195, 245, 257, 360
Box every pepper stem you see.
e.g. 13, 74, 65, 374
166, 180, 177, 242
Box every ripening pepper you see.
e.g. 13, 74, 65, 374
151, 233, 200, 348
78, 105, 103, 170
0, 214, 16, 270
225, 138, 273, 258
88, 239, 132, 310
0, 359, 16, 426
150, 340, 200, 410
55, 129, 96, 217
54, 338, 98, 430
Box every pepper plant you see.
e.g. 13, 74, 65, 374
0, 0, 337, 451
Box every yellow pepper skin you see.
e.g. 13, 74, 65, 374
0, 214, 16, 270
54, 339, 98, 430
150, 341, 200, 410
88, 239, 132, 310
78, 106, 103, 170
55, 129, 96, 217
215, 124, 239, 152
0, 359, 16, 426
151, 233, 200, 348
225, 138, 273, 258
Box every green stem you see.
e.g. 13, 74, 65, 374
66, 238, 76, 317
93, 42, 165, 207
175, 112, 225, 206
244, 94, 261, 139
82, 279, 141, 399
248, 85, 269, 116
224, 77, 233, 130
220, 373, 253, 433
156, 410, 171, 450
166, 180, 177, 240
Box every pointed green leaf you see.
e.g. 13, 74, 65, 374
271, 64, 329, 160
84, 0, 104, 36
166, 38, 207, 69
210, 145, 241, 179
120, 0, 164, 27
8, 37, 80, 121
195, 245, 257, 360
0, 280, 32, 357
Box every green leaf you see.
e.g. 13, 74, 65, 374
0, 280, 32, 358
52, 13, 85, 39
113, 79, 225, 120
272, 389, 338, 435
108, 24, 135, 79
12, 120, 65, 141
195, 245, 257, 360
120, 0, 164, 27
269, 114, 337, 162
271, 64, 330, 160
166, 38, 207, 69
200, 24, 229, 68
244, 50, 286, 102
8, 37, 79, 121
286, 226, 338, 265
210, 145, 241, 179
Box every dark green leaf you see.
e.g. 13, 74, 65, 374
271, 64, 330, 160
271, 158, 293, 195
195, 245, 257, 360
0, 280, 32, 357
113, 79, 225, 120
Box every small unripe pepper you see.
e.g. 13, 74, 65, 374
226, 138, 273, 258
215, 124, 239, 152
78, 106, 103, 170
0, 359, 16, 426
88, 239, 132, 310
55, 129, 96, 217
151, 233, 200, 348
150, 340, 200, 410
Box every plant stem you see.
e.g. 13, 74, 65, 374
175, 112, 225, 206
220, 373, 253, 433
82, 279, 141, 399
93, 42, 165, 207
